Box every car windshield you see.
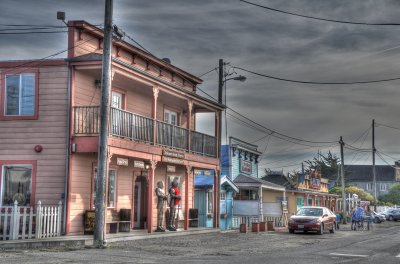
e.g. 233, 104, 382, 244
296, 208, 323, 217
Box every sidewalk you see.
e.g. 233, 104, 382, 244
0, 228, 220, 250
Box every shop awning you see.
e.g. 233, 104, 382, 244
194, 176, 214, 189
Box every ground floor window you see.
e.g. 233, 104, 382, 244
1, 164, 32, 206
207, 191, 213, 214
234, 189, 258, 200
296, 197, 304, 210
308, 197, 313, 206
93, 168, 117, 208
220, 190, 226, 201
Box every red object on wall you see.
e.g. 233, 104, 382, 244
34, 145, 43, 153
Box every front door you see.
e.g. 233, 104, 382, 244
134, 182, 141, 228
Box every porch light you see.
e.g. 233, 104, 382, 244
94, 79, 102, 89
144, 163, 150, 170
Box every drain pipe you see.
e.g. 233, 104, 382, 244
63, 61, 72, 234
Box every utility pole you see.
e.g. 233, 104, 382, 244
94, 0, 113, 247
218, 59, 224, 104
372, 119, 377, 211
339, 136, 346, 224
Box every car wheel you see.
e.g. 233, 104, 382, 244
330, 223, 335, 234
289, 229, 294, 234
389, 216, 394, 221
373, 218, 378, 224
318, 224, 323, 235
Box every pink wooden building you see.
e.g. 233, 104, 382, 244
0, 20, 222, 236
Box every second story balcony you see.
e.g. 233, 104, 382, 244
73, 106, 217, 157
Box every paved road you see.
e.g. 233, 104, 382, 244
1, 221, 399, 263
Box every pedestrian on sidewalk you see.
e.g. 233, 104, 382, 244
351, 202, 365, 230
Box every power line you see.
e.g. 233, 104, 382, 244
377, 150, 399, 161
0, 32, 100, 81
234, 66, 400, 85
196, 85, 338, 146
239, 0, 400, 26
376, 152, 396, 168
0, 30, 68, 35
198, 67, 218, 78
376, 122, 400, 132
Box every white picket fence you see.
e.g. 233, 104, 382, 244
0, 200, 62, 240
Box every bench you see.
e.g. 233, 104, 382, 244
105, 209, 132, 233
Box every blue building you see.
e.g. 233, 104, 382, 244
194, 169, 215, 228
220, 137, 286, 229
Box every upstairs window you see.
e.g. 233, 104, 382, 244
164, 109, 178, 126
5, 73, 36, 116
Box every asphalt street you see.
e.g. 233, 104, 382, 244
0, 221, 399, 264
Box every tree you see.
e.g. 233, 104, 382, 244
378, 183, 400, 205
329, 185, 374, 203
304, 151, 340, 181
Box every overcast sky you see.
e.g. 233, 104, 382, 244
2, 0, 400, 174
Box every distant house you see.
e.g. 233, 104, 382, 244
263, 170, 339, 215
345, 164, 400, 198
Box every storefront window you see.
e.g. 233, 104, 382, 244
207, 191, 213, 214
93, 168, 117, 208
107, 170, 117, 208
296, 197, 304, 210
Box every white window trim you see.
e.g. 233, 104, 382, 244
164, 109, 178, 126
5, 73, 35, 116
220, 190, 226, 201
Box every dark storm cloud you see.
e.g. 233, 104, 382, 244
2, 0, 400, 173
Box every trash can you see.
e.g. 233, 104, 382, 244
259, 221, 266, 232
252, 222, 260, 233
267, 221, 274, 231
240, 223, 247, 233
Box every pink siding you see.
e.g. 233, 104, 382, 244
0, 66, 68, 206
69, 153, 93, 234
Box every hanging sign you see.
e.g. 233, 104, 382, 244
240, 160, 252, 174
117, 158, 129, 166
163, 149, 185, 159
134, 160, 145, 169
167, 165, 176, 173
194, 169, 212, 176
162, 156, 185, 165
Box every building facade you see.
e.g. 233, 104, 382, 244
345, 165, 399, 198
264, 170, 339, 215
221, 137, 286, 228
0, 20, 223, 236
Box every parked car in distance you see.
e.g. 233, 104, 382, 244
381, 209, 400, 221
370, 211, 385, 223
288, 206, 337, 235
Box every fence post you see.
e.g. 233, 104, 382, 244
57, 201, 62, 236
35, 201, 42, 239
11, 200, 19, 240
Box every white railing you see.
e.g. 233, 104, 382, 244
231, 216, 260, 228
0, 200, 62, 240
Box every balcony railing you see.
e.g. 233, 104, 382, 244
73, 106, 217, 157
156, 121, 188, 151
110, 108, 153, 144
190, 131, 216, 157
